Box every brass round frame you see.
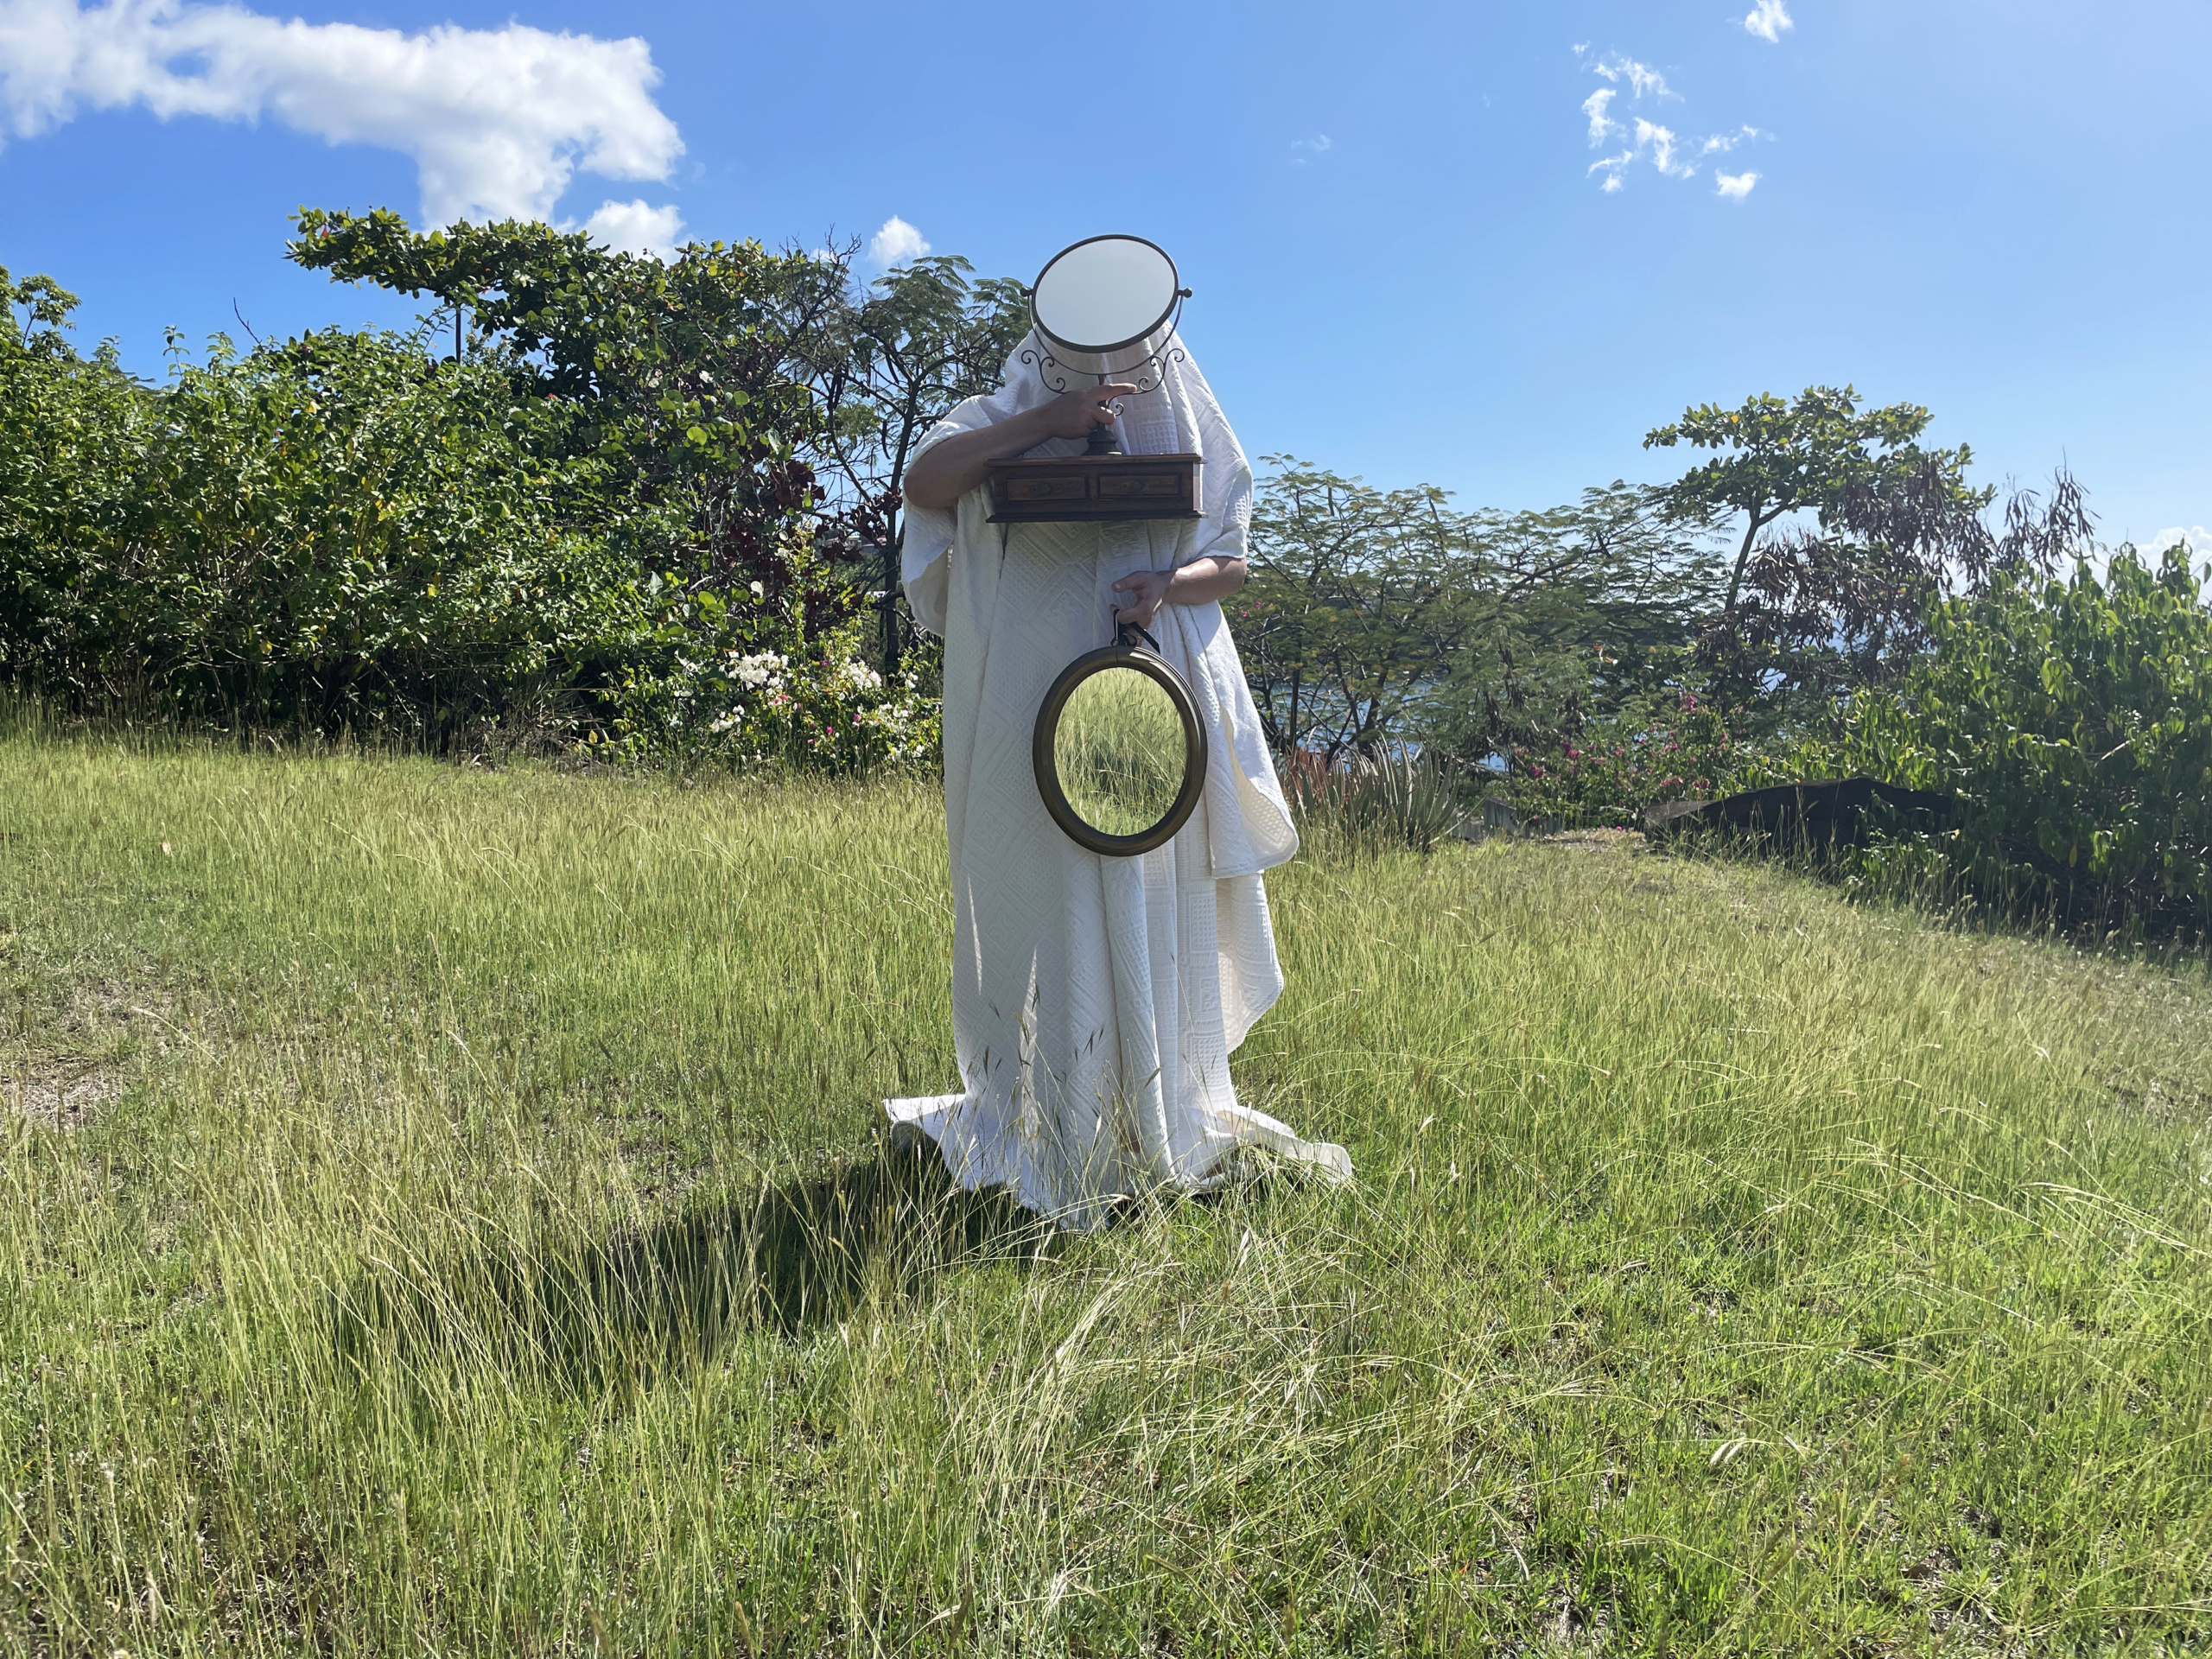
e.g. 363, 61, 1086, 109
1033, 639, 1208, 857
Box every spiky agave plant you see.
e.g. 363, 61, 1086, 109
1288, 749, 1463, 856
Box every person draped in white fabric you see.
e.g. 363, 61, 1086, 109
884, 321, 1351, 1228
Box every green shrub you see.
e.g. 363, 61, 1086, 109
1502, 688, 1800, 829
1840, 548, 2212, 931
0, 303, 653, 738
0, 267, 925, 766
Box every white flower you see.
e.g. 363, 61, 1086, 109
728, 650, 786, 689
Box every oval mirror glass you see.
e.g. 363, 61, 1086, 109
1034, 647, 1209, 856
1032, 236, 1180, 355
1053, 663, 1187, 838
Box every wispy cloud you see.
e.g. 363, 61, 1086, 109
1743, 0, 1794, 44
1577, 47, 1675, 101
1637, 118, 1688, 179
1581, 88, 1618, 145
868, 214, 929, 268
1700, 125, 1766, 157
1576, 44, 1768, 195
1291, 131, 1332, 165
1715, 170, 1759, 199
0, 0, 683, 229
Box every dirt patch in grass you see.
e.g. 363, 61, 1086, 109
5, 980, 175, 1130
5, 1065, 119, 1128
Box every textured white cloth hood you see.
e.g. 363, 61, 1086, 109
900, 330, 1295, 879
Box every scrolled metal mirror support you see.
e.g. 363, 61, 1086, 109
1018, 291, 1190, 397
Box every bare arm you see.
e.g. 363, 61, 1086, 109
903, 381, 1140, 508
1110, 556, 1247, 630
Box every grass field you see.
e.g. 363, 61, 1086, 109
3, 727, 2209, 1656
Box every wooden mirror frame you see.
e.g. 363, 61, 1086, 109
1032, 643, 1208, 857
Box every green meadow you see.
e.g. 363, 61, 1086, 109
3, 728, 2209, 1656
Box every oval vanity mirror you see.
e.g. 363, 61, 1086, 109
1033, 633, 1207, 857
1031, 234, 1184, 358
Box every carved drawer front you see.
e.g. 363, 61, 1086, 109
1007, 474, 1089, 502
1097, 471, 1184, 499
984, 454, 1201, 522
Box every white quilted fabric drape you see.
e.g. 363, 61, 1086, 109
884, 334, 1351, 1227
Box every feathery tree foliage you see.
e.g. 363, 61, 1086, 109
1231, 457, 1719, 765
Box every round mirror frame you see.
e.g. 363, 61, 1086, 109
1033, 643, 1208, 857
1029, 234, 1184, 358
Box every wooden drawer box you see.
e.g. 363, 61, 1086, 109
985, 454, 1201, 523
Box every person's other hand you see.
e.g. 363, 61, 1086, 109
1041, 383, 1139, 441
1110, 568, 1173, 630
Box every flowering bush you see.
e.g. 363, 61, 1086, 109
1502, 688, 1796, 828
596, 520, 941, 773
603, 632, 940, 773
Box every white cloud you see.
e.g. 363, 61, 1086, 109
868, 214, 928, 268
1636, 118, 1689, 178
0, 0, 683, 226
1582, 87, 1618, 145
2138, 525, 2212, 557
1578, 49, 1767, 196
582, 198, 683, 261
1744, 0, 1794, 44
1291, 131, 1331, 165
1715, 170, 1759, 199
1588, 53, 1673, 100
1700, 124, 1765, 156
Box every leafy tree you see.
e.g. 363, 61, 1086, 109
1233, 459, 1717, 766
1643, 386, 2030, 711
1233, 461, 1471, 762
287, 209, 842, 594
3, 267, 81, 355
791, 249, 1029, 674
1644, 387, 1970, 612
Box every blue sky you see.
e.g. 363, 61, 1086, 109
3, 0, 2207, 553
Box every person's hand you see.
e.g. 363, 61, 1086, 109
1040, 382, 1139, 442
1111, 568, 1173, 630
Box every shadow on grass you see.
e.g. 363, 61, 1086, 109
333, 1144, 1056, 1395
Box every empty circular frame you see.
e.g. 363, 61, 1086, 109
1029, 235, 1183, 358
1033, 645, 1208, 856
